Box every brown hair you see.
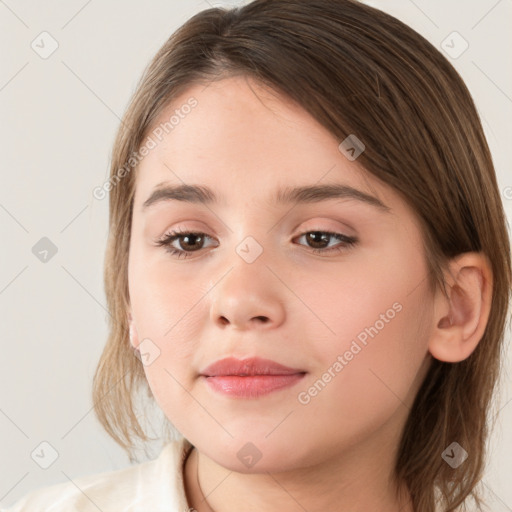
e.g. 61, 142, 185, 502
92, 1, 512, 510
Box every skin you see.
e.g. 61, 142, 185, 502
127, 75, 493, 512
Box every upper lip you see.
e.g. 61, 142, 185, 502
200, 357, 305, 377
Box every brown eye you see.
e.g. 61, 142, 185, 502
156, 230, 218, 259
174, 233, 205, 251
155, 229, 357, 260
294, 230, 358, 255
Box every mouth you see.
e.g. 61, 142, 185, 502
199, 357, 307, 399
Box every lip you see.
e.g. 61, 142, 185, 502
200, 357, 306, 399
200, 357, 304, 377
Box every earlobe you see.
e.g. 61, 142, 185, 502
428, 253, 493, 363
127, 311, 140, 350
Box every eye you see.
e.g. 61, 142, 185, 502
155, 229, 358, 259
293, 230, 358, 256
155, 228, 218, 259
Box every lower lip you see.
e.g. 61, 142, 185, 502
202, 374, 306, 398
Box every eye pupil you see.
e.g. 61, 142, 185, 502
180, 233, 203, 251
307, 232, 329, 249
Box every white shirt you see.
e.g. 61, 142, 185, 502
1, 437, 194, 512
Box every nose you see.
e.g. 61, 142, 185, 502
209, 257, 286, 331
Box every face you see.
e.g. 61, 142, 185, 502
127, 75, 434, 473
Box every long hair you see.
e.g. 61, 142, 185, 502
91, 1, 512, 510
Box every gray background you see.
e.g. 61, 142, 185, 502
1, 0, 511, 509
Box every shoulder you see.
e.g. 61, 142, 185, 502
1, 437, 193, 512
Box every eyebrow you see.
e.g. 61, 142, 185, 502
142, 182, 391, 213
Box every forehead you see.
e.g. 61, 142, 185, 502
133, 76, 399, 214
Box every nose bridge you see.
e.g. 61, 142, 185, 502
209, 234, 286, 330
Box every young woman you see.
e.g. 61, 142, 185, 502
4, 1, 510, 511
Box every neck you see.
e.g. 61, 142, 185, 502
183, 433, 414, 512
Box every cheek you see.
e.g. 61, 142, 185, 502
129, 245, 205, 343
289, 253, 409, 358
293, 296, 432, 456
128, 256, 206, 398
294, 245, 432, 405
136, 318, 200, 434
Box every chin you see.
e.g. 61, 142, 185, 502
197, 435, 312, 474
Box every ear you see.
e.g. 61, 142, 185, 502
127, 309, 140, 350
428, 252, 493, 363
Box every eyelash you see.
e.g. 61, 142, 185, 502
155, 227, 358, 259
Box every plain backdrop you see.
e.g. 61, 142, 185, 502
1, 0, 511, 509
